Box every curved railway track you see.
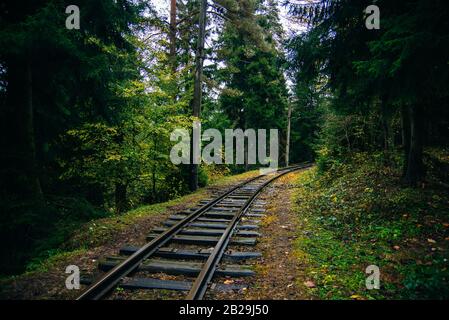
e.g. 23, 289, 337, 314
77, 164, 311, 300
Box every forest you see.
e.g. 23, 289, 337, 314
0, 0, 448, 299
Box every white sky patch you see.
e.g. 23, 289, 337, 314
152, 0, 168, 15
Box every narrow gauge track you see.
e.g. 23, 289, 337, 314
77, 164, 311, 300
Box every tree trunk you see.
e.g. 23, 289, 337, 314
24, 58, 43, 199
380, 96, 392, 166
344, 120, 351, 153
401, 105, 411, 177
381, 97, 390, 151
190, 143, 199, 191
244, 120, 249, 171
244, 142, 249, 171
169, 0, 177, 73
152, 168, 157, 203
404, 104, 425, 186
285, 102, 292, 167
189, 0, 207, 192
115, 182, 128, 214
4, 56, 43, 200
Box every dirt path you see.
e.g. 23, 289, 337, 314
211, 170, 313, 300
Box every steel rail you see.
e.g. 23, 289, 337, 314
186, 164, 312, 300
76, 165, 300, 300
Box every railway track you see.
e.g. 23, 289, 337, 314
77, 164, 311, 300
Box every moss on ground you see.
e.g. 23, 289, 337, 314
293, 152, 449, 300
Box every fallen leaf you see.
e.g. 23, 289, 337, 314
427, 239, 437, 244
393, 245, 400, 250
350, 294, 364, 300
224, 280, 234, 285
304, 280, 316, 288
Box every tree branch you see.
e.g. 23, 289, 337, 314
207, 10, 230, 21
176, 11, 200, 26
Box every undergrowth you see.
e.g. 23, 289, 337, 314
293, 151, 449, 300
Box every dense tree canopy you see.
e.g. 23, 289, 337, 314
287, 0, 449, 183
0, 0, 448, 277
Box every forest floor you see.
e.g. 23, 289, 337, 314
291, 151, 449, 299
1, 150, 448, 300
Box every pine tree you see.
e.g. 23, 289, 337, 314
216, 0, 289, 167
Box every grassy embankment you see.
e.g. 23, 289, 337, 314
1, 170, 259, 281
293, 150, 449, 299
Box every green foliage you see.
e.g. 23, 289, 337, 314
294, 152, 449, 299
0, 0, 276, 275
402, 255, 449, 300
59, 92, 192, 211
287, 0, 449, 184
198, 166, 209, 188
0, 196, 107, 276
0, 0, 150, 275
1, 1, 447, 289
216, 0, 289, 135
